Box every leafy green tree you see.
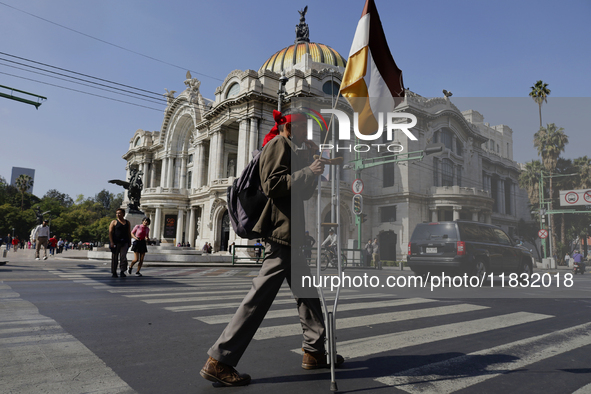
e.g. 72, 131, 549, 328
529, 80, 551, 129
95, 189, 113, 210
574, 156, 591, 188
0, 203, 36, 241
43, 189, 73, 208
15, 174, 34, 211
87, 216, 113, 243
112, 192, 124, 213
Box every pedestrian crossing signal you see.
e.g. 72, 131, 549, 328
352, 194, 362, 215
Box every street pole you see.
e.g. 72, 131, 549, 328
277, 72, 288, 112
540, 170, 547, 259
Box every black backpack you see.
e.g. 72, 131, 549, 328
227, 149, 268, 239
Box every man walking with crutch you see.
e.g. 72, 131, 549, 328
200, 110, 343, 387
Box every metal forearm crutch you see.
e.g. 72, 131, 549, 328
316, 130, 343, 393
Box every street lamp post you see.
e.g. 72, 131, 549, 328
277, 72, 288, 112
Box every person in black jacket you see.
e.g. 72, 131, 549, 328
108, 208, 131, 278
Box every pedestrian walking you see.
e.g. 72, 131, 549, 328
33, 220, 50, 260
372, 237, 381, 270
364, 239, 373, 267
4, 234, 12, 252
254, 239, 263, 263
200, 110, 342, 387
128, 217, 150, 277
303, 231, 315, 263
108, 208, 131, 278
11, 236, 19, 252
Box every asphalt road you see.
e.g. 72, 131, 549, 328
2, 252, 591, 394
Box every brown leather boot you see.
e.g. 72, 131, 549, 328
200, 357, 251, 386
302, 350, 345, 370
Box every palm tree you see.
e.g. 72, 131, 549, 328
533, 123, 568, 257
575, 156, 591, 188
518, 160, 542, 206
529, 80, 551, 129
15, 174, 34, 211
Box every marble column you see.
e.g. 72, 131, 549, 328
188, 208, 196, 248
430, 208, 438, 222
208, 134, 218, 182
180, 156, 187, 189
160, 158, 167, 188
453, 206, 461, 221
237, 118, 249, 175
471, 209, 479, 222
142, 162, 149, 188
249, 117, 259, 155
176, 209, 185, 244
167, 157, 175, 188
216, 132, 224, 180
150, 161, 157, 189
508, 182, 515, 216
195, 143, 204, 188
149, 211, 155, 231
184, 211, 191, 244
154, 207, 162, 240
499, 179, 506, 215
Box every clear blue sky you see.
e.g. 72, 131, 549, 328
0, 0, 589, 199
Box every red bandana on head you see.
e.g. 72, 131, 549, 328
262, 110, 306, 147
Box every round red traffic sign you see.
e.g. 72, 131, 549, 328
538, 229, 548, 239
585, 190, 591, 204
565, 191, 579, 204
352, 179, 364, 194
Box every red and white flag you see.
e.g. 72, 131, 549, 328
340, 0, 405, 135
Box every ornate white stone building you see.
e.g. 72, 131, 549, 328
121, 13, 530, 260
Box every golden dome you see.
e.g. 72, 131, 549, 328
259, 42, 347, 74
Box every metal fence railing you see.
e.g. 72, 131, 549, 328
231, 245, 265, 265
303, 247, 369, 268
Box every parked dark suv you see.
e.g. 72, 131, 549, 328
407, 221, 533, 278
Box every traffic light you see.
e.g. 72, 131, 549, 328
352, 194, 363, 215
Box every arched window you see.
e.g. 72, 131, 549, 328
134, 136, 142, 147
322, 81, 340, 96
225, 82, 240, 99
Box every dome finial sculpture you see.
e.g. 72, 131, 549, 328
295, 5, 309, 43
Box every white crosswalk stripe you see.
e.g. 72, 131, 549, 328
41, 266, 591, 393
377, 321, 591, 393
254, 303, 489, 340
195, 297, 436, 324
307, 312, 553, 359
164, 292, 392, 312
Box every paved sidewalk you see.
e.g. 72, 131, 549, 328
0, 248, 262, 268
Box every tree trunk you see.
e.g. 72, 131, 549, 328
561, 213, 566, 245
538, 103, 542, 129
